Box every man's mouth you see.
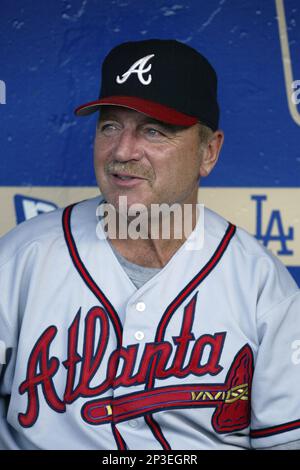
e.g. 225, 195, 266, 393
112, 172, 145, 180
109, 172, 147, 186
113, 174, 140, 180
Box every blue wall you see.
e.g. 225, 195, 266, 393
1, 0, 299, 283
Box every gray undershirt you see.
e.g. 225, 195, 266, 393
109, 242, 161, 288
109, 242, 300, 450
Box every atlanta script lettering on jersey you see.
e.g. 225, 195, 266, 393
17, 293, 253, 433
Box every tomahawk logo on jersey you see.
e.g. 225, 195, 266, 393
0, 197, 300, 450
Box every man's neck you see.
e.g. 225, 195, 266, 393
107, 203, 200, 268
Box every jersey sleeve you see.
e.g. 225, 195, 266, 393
0, 320, 19, 449
0, 249, 21, 449
250, 287, 300, 449
261, 439, 300, 450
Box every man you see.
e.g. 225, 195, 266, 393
0, 39, 300, 450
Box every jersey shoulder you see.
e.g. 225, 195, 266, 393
0, 196, 101, 269
204, 206, 299, 306
0, 206, 63, 268
205, 205, 288, 260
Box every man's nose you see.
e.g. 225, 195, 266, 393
114, 129, 143, 162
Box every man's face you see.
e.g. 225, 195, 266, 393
94, 106, 210, 211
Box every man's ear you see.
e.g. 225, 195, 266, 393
199, 130, 224, 177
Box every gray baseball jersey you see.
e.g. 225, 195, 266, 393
0, 196, 300, 450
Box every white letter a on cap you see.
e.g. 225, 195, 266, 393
116, 54, 155, 86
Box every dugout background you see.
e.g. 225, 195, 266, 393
0, 0, 299, 285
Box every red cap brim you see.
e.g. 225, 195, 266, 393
74, 96, 198, 127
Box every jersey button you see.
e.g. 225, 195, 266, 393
129, 420, 138, 428
134, 331, 145, 341
136, 302, 146, 312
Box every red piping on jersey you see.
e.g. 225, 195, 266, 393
112, 424, 127, 450
62, 204, 123, 347
147, 222, 236, 388
144, 222, 236, 449
63, 204, 126, 450
145, 415, 171, 450
63, 203, 236, 450
250, 419, 300, 439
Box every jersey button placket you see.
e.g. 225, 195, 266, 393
136, 301, 146, 312
128, 419, 139, 428
134, 331, 145, 341
133, 302, 146, 341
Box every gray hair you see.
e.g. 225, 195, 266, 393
198, 123, 214, 147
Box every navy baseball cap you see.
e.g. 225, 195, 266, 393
75, 39, 220, 131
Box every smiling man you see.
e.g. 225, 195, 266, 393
93, 105, 222, 267
0, 39, 300, 451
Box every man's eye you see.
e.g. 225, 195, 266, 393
145, 128, 163, 137
99, 123, 119, 134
